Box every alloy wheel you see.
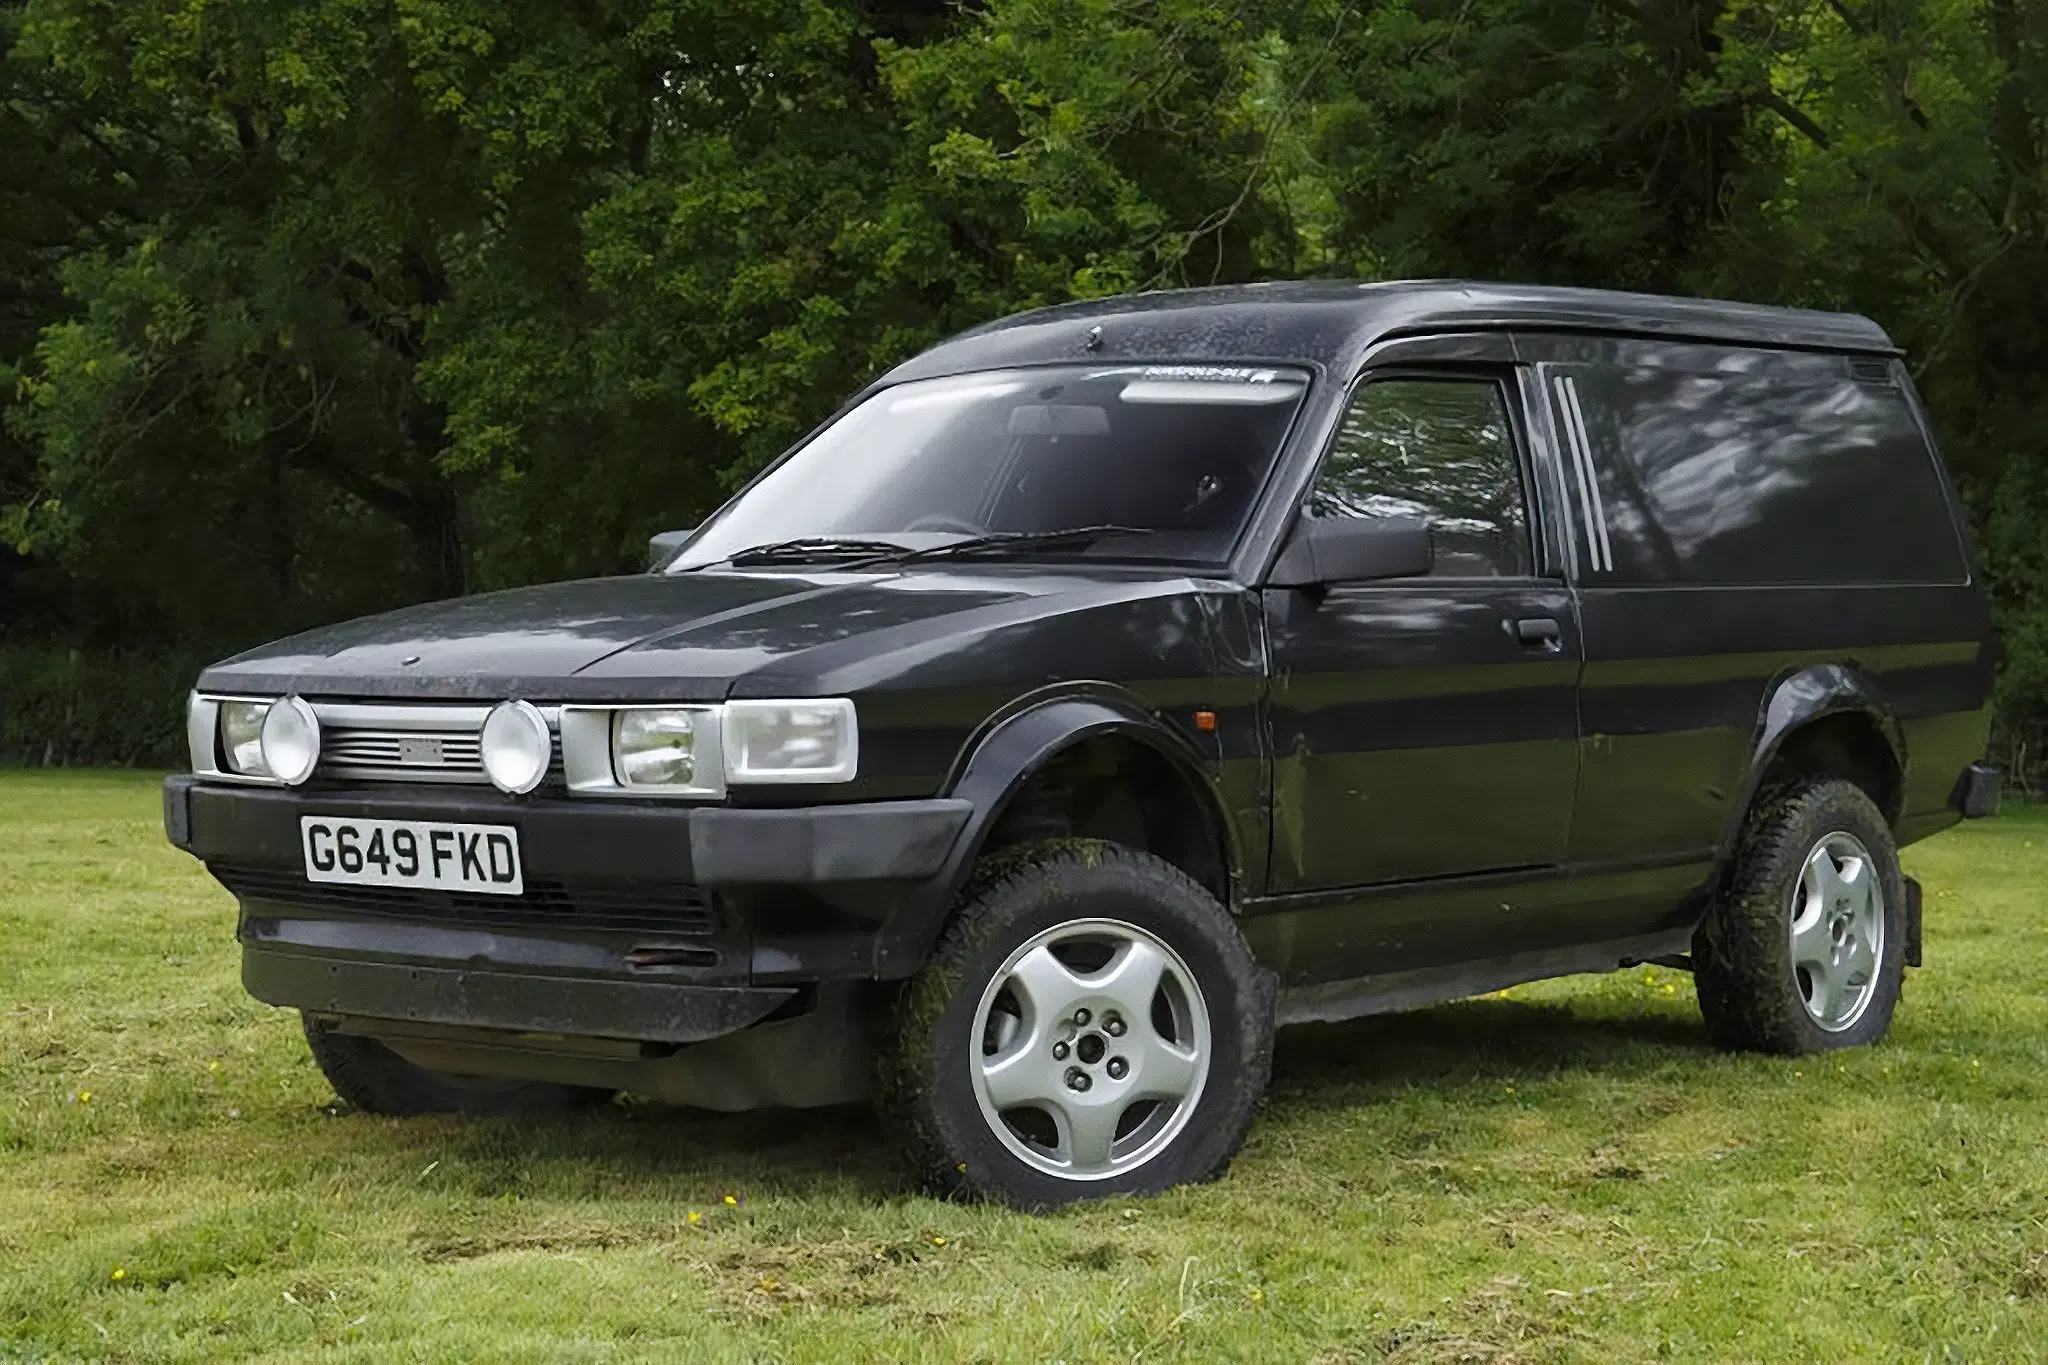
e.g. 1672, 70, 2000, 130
969, 918, 1211, 1181
1789, 830, 1886, 1032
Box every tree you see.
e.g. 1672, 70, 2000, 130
1700, 0, 2048, 742
1300, 0, 1748, 290
4, 0, 2047, 774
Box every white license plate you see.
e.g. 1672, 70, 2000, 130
300, 816, 523, 895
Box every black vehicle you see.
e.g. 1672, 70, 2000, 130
164, 281, 2001, 1208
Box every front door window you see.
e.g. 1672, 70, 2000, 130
1307, 378, 1532, 577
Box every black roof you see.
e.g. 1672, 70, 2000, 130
882, 280, 1896, 384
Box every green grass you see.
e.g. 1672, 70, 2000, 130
3, 771, 2046, 1363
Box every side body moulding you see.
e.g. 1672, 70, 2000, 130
867, 692, 1238, 977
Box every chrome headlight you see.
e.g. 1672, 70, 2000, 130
614, 708, 703, 788
201, 693, 320, 785
722, 698, 858, 784
217, 699, 271, 776
481, 700, 551, 794
560, 704, 721, 795
558, 699, 856, 796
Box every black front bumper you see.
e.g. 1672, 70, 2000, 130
164, 776, 970, 886
166, 776, 972, 1043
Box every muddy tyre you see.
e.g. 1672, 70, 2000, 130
885, 840, 1274, 1209
1693, 778, 1906, 1055
302, 1015, 612, 1116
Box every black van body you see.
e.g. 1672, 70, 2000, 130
164, 281, 1999, 1205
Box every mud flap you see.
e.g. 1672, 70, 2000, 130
1904, 875, 1923, 969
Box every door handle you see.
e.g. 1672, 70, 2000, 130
1514, 617, 1563, 651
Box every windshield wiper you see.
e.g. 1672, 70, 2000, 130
844, 525, 1160, 570
693, 526, 1159, 573
688, 536, 916, 570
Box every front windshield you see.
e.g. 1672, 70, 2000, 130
672, 363, 1312, 570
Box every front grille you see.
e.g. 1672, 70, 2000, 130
212, 863, 715, 938
321, 728, 490, 783
307, 702, 566, 787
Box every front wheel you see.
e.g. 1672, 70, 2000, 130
885, 841, 1273, 1208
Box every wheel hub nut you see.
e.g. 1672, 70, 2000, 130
1073, 1008, 1092, 1027
1104, 1013, 1126, 1037
1106, 1056, 1128, 1080
1065, 1067, 1091, 1092
1051, 1040, 1070, 1060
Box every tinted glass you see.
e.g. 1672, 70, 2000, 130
674, 365, 1309, 569
1557, 362, 1967, 585
1309, 378, 1532, 577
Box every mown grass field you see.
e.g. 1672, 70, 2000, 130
2, 771, 2046, 1363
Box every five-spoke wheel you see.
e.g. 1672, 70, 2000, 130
971, 919, 1210, 1180
1788, 831, 1885, 1032
887, 840, 1272, 1208
1695, 777, 1905, 1055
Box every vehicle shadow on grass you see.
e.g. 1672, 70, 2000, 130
374, 996, 1714, 1203
389, 1097, 911, 1203
1269, 993, 1715, 1102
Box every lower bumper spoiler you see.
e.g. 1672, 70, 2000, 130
246, 944, 796, 1044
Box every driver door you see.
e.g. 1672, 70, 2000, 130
1263, 364, 1582, 909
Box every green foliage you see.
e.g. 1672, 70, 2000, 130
2, 0, 2048, 773
0, 647, 199, 767
1305, 0, 1747, 288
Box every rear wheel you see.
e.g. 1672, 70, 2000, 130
302, 1015, 612, 1117
1693, 778, 1905, 1054
886, 840, 1273, 1208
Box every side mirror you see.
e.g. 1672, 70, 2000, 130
648, 527, 697, 571
1267, 515, 1432, 587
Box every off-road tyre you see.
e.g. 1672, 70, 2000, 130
1693, 778, 1906, 1055
302, 1015, 613, 1117
882, 839, 1275, 1209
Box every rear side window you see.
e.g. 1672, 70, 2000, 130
1308, 378, 1533, 577
1549, 360, 1967, 585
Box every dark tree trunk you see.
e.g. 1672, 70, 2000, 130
403, 482, 465, 601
